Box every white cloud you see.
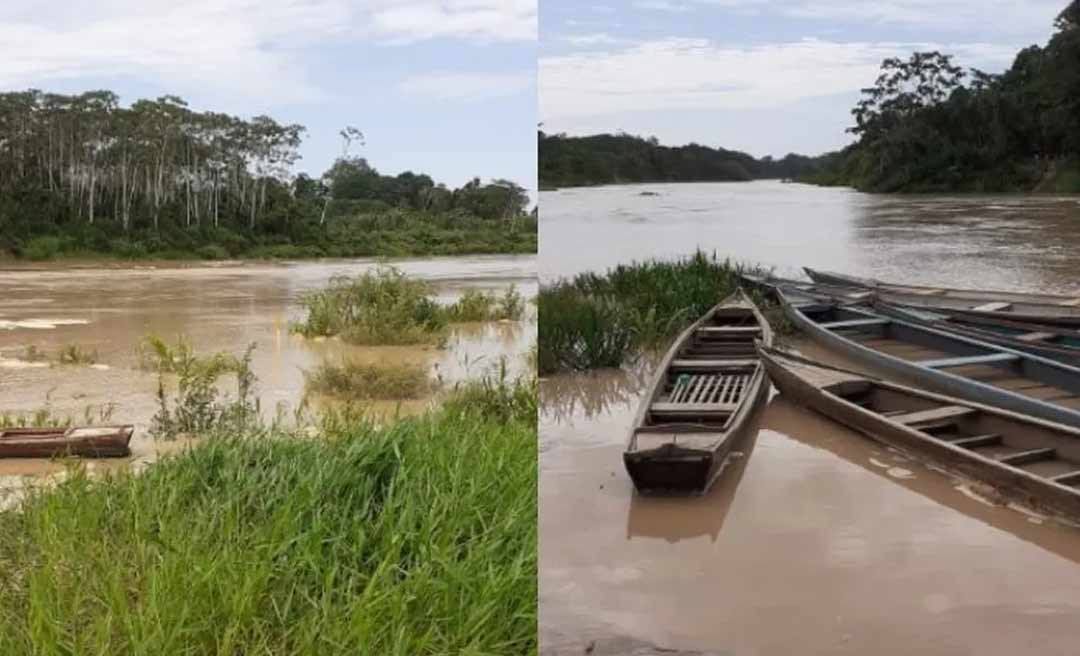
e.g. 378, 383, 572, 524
634, 1, 689, 11
561, 33, 622, 46
399, 71, 534, 102
0, 0, 536, 105
541, 37, 1018, 120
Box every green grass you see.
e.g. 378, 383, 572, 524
292, 267, 448, 346
304, 361, 434, 400
538, 251, 769, 375
0, 377, 537, 655
444, 287, 526, 322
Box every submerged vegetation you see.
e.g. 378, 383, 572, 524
538, 251, 768, 374
805, 2, 1080, 192
0, 372, 537, 654
0, 90, 536, 261
293, 266, 526, 346
304, 361, 435, 400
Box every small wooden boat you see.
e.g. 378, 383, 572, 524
873, 302, 1080, 364
758, 344, 1080, 519
0, 426, 133, 458
778, 290, 1080, 429
763, 272, 1080, 327
624, 290, 772, 494
805, 267, 1080, 307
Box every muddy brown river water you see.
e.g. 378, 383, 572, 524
540, 182, 1080, 655
0, 255, 536, 490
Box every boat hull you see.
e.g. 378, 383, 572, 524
0, 426, 133, 458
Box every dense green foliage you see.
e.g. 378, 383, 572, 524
0, 379, 537, 654
806, 3, 1080, 192
538, 251, 766, 374
304, 361, 434, 400
0, 90, 535, 260
538, 132, 827, 188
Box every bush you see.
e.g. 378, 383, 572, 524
304, 361, 434, 400
23, 236, 64, 261
196, 244, 230, 260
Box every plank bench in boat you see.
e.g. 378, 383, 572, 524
758, 345, 1080, 520
624, 290, 772, 495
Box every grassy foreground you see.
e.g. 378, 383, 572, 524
0, 381, 537, 655
538, 252, 770, 375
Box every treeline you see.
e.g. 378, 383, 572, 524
0, 90, 535, 260
806, 1, 1080, 192
538, 132, 826, 189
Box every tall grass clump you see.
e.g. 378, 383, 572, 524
145, 337, 259, 439
292, 266, 447, 346
304, 361, 434, 400
444, 287, 525, 322
539, 251, 768, 375
0, 381, 537, 654
57, 343, 97, 366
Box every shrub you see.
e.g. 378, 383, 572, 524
304, 361, 434, 400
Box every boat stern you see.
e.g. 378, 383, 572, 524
623, 443, 717, 495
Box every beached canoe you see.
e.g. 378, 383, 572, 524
805, 267, 1080, 309
759, 272, 1080, 327
758, 344, 1080, 519
624, 289, 772, 494
873, 302, 1080, 364
778, 291, 1080, 429
0, 425, 133, 458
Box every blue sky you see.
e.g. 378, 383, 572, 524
540, 0, 1068, 157
0, 1, 537, 194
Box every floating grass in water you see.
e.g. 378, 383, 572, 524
0, 377, 537, 654
304, 361, 435, 400
292, 266, 448, 346
57, 343, 97, 366
538, 251, 771, 374
444, 287, 525, 322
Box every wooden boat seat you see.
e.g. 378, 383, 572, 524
697, 326, 761, 335
998, 448, 1056, 466
649, 403, 739, 415
1016, 332, 1057, 342
918, 353, 1018, 369
950, 434, 1002, 448
1052, 470, 1080, 485
671, 359, 757, 370
890, 405, 974, 426
1058, 299, 1080, 307
914, 288, 946, 296
820, 318, 890, 330
972, 302, 1012, 312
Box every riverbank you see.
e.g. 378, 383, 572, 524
0, 375, 537, 653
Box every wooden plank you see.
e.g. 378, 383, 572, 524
1016, 332, 1057, 343
999, 448, 1056, 466
950, 434, 1002, 449
1059, 299, 1080, 307
820, 318, 890, 330
697, 326, 762, 334
1052, 470, 1080, 485
890, 405, 975, 426
972, 302, 1012, 312
671, 359, 757, 370
650, 402, 738, 415
918, 353, 1018, 369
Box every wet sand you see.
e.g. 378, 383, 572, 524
0, 255, 536, 484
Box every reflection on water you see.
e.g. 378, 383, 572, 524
0, 255, 536, 483
541, 181, 1080, 296
540, 182, 1080, 654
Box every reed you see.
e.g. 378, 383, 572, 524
0, 377, 537, 654
304, 361, 434, 400
444, 286, 525, 322
56, 344, 98, 366
538, 251, 769, 374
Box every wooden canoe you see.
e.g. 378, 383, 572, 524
767, 272, 1080, 327
872, 301, 1080, 364
624, 289, 772, 495
778, 290, 1080, 429
758, 344, 1080, 519
0, 425, 133, 458
804, 267, 1080, 307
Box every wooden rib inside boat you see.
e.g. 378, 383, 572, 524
0, 425, 133, 458
625, 290, 772, 495
758, 344, 1080, 519
778, 291, 1080, 430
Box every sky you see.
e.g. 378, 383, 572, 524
0, 1, 537, 193
540, 0, 1069, 158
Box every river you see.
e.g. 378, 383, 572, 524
539, 181, 1080, 655
0, 255, 536, 490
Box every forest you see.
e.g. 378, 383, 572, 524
0, 91, 536, 261
805, 1, 1080, 192
537, 131, 824, 189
